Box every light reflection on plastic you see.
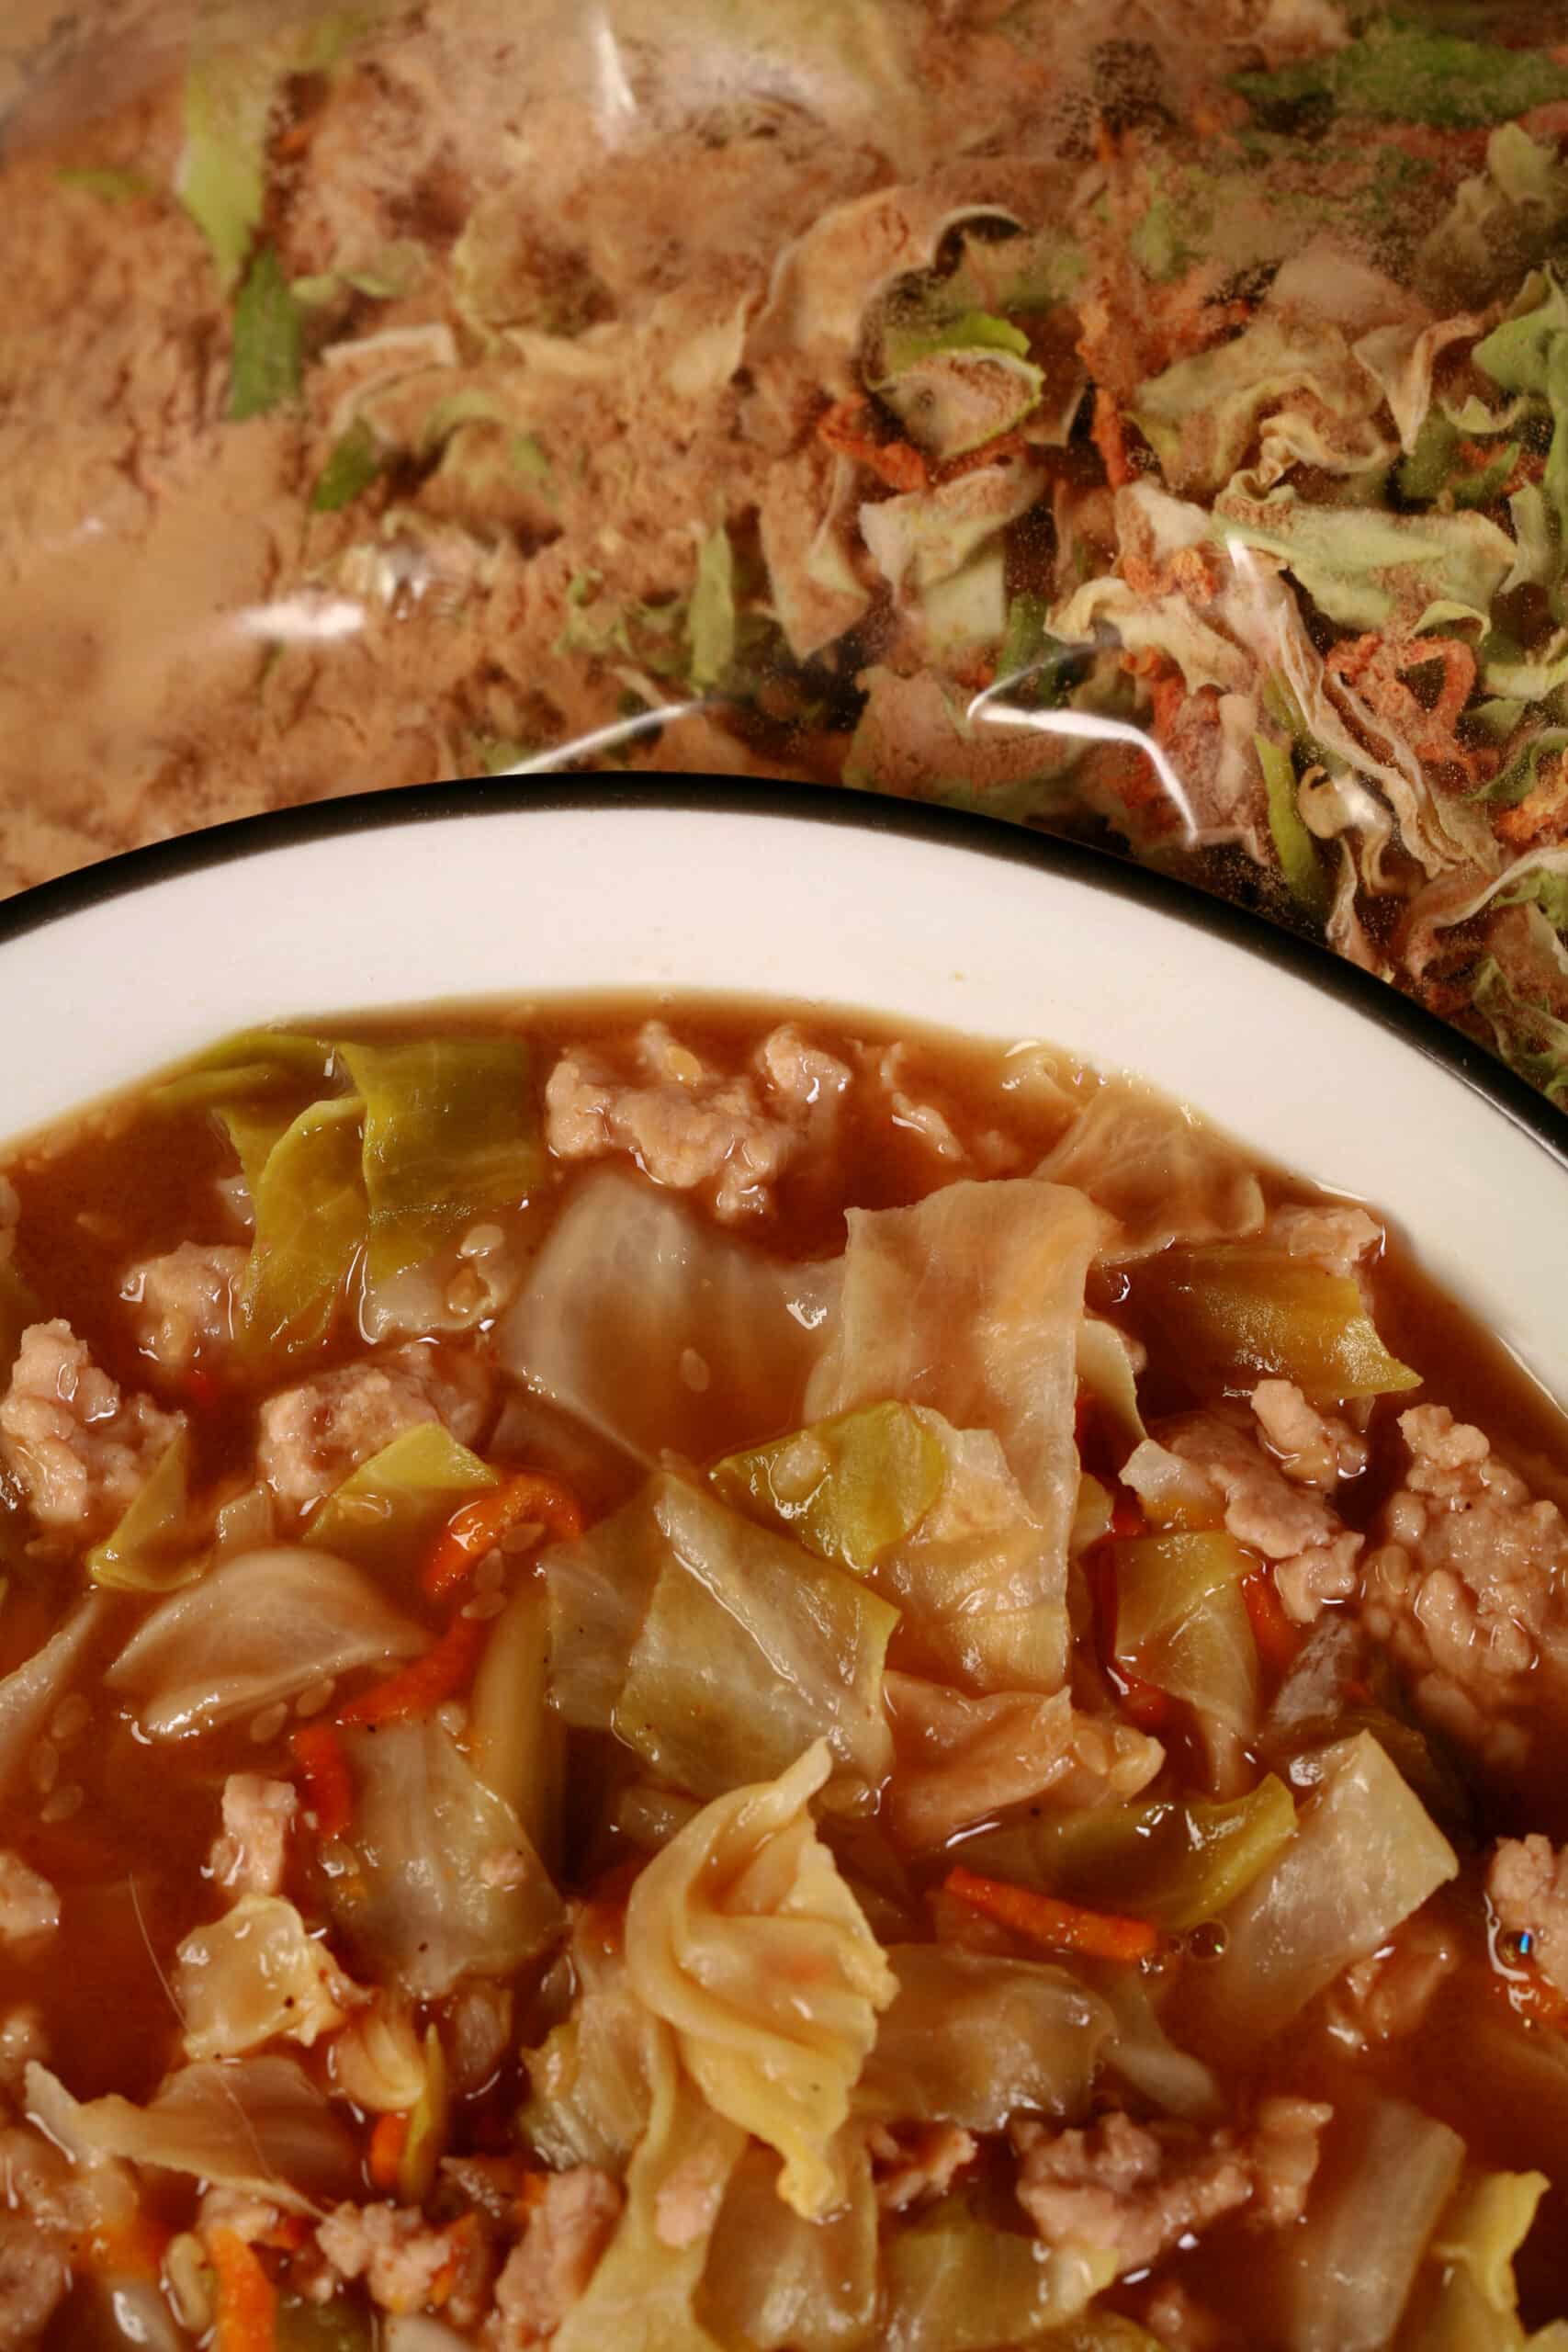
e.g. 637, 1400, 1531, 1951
496, 697, 713, 775
233, 595, 366, 644
967, 672, 1200, 844
589, 10, 637, 136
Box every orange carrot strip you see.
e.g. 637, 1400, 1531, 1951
336, 1609, 488, 1728
817, 398, 931, 492
368, 2111, 411, 2193
209, 2226, 277, 2352
943, 1865, 1159, 1964
1091, 388, 1134, 490
289, 1722, 354, 1840
517, 2171, 551, 2219
423, 1471, 584, 1600
1241, 1571, 1303, 1679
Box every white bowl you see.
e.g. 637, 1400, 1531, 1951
3, 779, 1565, 1396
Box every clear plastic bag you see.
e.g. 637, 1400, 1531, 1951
4, 0, 1568, 1110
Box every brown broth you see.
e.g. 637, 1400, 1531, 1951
1, 993, 1565, 2348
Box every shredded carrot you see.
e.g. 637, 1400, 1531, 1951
209, 2226, 277, 2352
289, 1721, 354, 1840
936, 425, 1030, 482
517, 2170, 551, 2219
1091, 388, 1134, 490
817, 397, 931, 492
944, 1865, 1158, 1963
423, 1470, 585, 1600
1241, 1570, 1303, 1680
368, 2110, 411, 2192
336, 1608, 488, 1728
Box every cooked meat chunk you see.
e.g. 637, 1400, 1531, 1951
1251, 1379, 1369, 1489
876, 1045, 964, 1162
1361, 1407, 1568, 1773
0, 2123, 92, 2346
0, 2210, 66, 2350
0, 1860, 57, 1950
1490, 1836, 1568, 1996
755, 1023, 854, 1111
490, 2166, 622, 2345
0, 1319, 183, 1537
1169, 1414, 1342, 1555
0, 2007, 47, 2096
544, 1020, 849, 1220
1013, 2099, 1329, 2273
1272, 1539, 1363, 1626
1165, 1411, 1363, 1623
121, 1242, 245, 1371
257, 1344, 491, 1511
316, 2202, 458, 2314
209, 1775, 298, 1899
1333, 1916, 1459, 2047
1398, 1404, 1493, 1503
197, 2187, 287, 2246
1247, 2097, 1335, 2227
1014, 2111, 1251, 2270
1263, 1202, 1383, 1280
868, 2121, 977, 2211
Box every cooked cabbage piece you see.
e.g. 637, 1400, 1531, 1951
305, 1420, 499, 1576
337, 1035, 541, 1282
331, 1718, 563, 1997
1181, 1732, 1458, 2045
105, 1547, 427, 1736
1136, 1243, 1420, 1403
625, 1740, 897, 2221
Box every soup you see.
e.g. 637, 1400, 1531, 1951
0, 999, 1564, 2350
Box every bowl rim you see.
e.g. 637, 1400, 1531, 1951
3, 771, 1565, 1175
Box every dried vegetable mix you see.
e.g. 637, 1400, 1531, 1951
9, 3, 1568, 1101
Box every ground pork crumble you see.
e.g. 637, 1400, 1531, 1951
257, 1342, 492, 1512
121, 1241, 246, 1373
209, 1774, 298, 1900
1164, 1407, 1364, 1625
1012, 2099, 1330, 2275
544, 1020, 851, 1220
1360, 1405, 1568, 1774
1489, 1834, 1568, 1996
0, 1317, 184, 1539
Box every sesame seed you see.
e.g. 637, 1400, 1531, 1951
461, 1591, 507, 1622
50, 1696, 90, 1745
